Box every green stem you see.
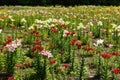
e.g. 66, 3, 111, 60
68, 43, 71, 63
79, 56, 85, 80
104, 59, 108, 80
97, 52, 101, 78
50, 67, 54, 80
71, 48, 75, 70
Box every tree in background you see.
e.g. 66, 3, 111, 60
0, 0, 120, 6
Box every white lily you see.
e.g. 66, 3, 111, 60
93, 39, 104, 46
8, 15, 13, 19
21, 18, 27, 23
77, 23, 84, 30
111, 23, 117, 30
88, 22, 93, 26
0, 29, 2, 33
28, 26, 34, 30
117, 25, 120, 29
97, 21, 103, 26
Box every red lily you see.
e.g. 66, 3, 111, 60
112, 68, 120, 74
49, 59, 56, 64
113, 52, 119, 56
100, 53, 112, 59
32, 45, 44, 52
34, 39, 40, 45
62, 63, 69, 69
70, 38, 78, 46
8, 76, 14, 80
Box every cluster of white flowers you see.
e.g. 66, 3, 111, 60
97, 21, 103, 26
28, 26, 34, 30
28, 18, 70, 29
77, 23, 84, 30
8, 15, 15, 22
20, 18, 27, 28
111, 24, 120, 36
93, 39, 104, 47
88, 22, 93, 26
0, 29, 2, 33
111, 23, 118, 30
111, 23, 117, 29
0, 18, 4, 21
21, 18, 27, 23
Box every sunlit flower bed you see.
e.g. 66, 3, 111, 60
0, 6, 120, 80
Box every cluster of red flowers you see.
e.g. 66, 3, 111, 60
32, 38, 44, 56
15, 63, 22, 68
34, 39, 40, 45
55, 22, 67, 29
11, 25, 16, 29
101, 52, 119, 59
32, 45, 44, 52
50, 26, 58, 33
70, 31, 75, 36
49, 59, 69, 70
85, 45, 94, 51
16, 62, 31, 68
64, 30, 75, 37
70, 38, 82, 49
62, 63, 69, 69
112, 68, 120, 74
49, 59, 56, 64
70, 38, 78, 45
0, 26, 2, 29
4, 36, 12, 45
49, 43, 54, 49
31, 30, 40, 37
100, 53, 112, 59
76, 41, 82, 49
112, 52, 119, 56
8, 76, 14, 80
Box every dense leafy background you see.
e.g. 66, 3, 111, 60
0, 0, 120, 6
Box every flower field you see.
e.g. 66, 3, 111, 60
0, 6, 120, 80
